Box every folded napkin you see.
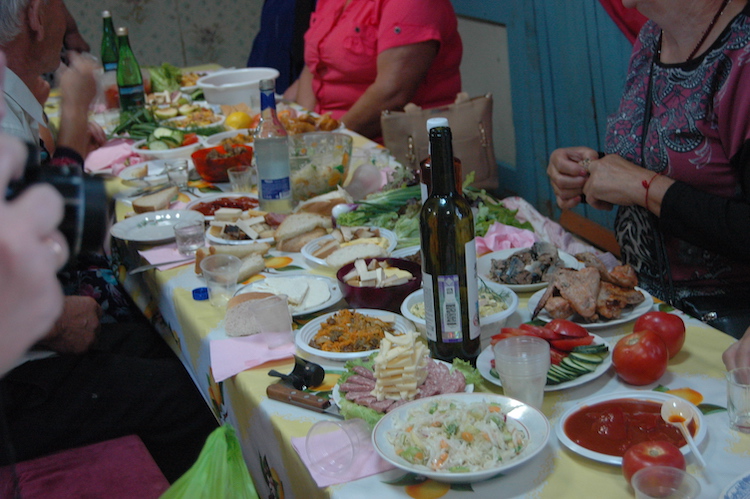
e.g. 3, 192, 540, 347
210, 334, 295, 382
137, 244, 195, 271
291, 433, 395, 488
476, 222, 537, 255
85, 138, 142, 174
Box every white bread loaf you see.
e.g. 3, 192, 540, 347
132, 186, 179, 213
273, 213, 332, 247
194, 244, 271, 275
237, 253, 266, 282
225, 292, 292, 337
294, 187, 353, 216
276, 226, 327, 252
325, 243, 387, 269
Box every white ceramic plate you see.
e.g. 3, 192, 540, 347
390, 245, 420, 260
723, 470, 750, 499
234, 275, 343, 316
555, 390, 707, 465
110, 209, 204, 244
185, 192, 260, 221
295, 308, 415, 361
301, 228, 398, 267
527, 286, 654, 329
400, 284, 519, 332
372, 392, 550, 483
131, 138, 203, 160
476, 333, 611, 392
205, 230, 273, 246
119, 159, 196, 186
202, 128, 255, 147
477, 248, 583, 293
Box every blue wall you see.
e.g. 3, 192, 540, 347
453, 0, 633, 230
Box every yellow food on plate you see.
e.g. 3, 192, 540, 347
309, 309, 395, 352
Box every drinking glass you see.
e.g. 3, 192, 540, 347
199, 254, 241, 307
305, 418, 371, 476
493, 335, 550, 410
631, 466, 700, 499
727, 366, 750, 432
173, 220, 205, 256
227, 165, 254, 192
167, 159, 189, 189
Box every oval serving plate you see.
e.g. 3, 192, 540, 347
295, 308, 414, 361
110, 209, 204, 244
373, 392, 550, 483
301, 228, 398, 267
235, 274, 343, 316
527, 287, 654, 330
476, 334, 612, 392
555, 390, 707, 465
185, 192, 260, 221
477, 248, 583, 293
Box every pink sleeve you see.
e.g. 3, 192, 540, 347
376, 0, 456, 53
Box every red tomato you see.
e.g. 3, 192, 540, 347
489, 328, 531, 345
634, 311, 686, 359
182, 133, 199, 146
549, 336, 594, 352
612, 330, 669, 385
621, 441, 686, 485
549, 348, 567, 366
519, 323, 565, 341
546, 318, 589, 338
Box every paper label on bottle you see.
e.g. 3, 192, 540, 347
260, 177, 291, 200
119, 84, 144, 96
103, 62, 117, 71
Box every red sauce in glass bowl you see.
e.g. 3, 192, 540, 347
563, 398, 696, 457
190, 196, 259, 216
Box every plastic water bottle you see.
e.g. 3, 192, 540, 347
254, 79, 293, 213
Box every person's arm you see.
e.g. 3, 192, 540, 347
340, 40, 438, 139
55, 53, 98, 158
61, 1, 90, 53
723, 326, 750, 370
547, 147, 601, 209
289, 65, 316, 111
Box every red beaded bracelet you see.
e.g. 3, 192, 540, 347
642, 172, 661, 212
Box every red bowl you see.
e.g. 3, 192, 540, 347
191, 144, 253, 183
336, 257, 422, 313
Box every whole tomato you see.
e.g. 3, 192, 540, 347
612, 330, 669, 385
634, 311, 686, 359
622, 441, 686, 485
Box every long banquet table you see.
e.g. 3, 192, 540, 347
107, 139, 750, 499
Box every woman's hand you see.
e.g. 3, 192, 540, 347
583, 154, 674, 215
57, 52, 99, 157
723, 327, 750, 370
547, 147, 598, 209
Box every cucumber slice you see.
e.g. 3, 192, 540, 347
560, 357, 591, 375
152, 127, 177, 139
153, 108, 178, 120
570, 352, 605, 365
159, 136, 181, 147
147, 140, 170, 151
572, 343, 609, 355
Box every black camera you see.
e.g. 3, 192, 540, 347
5, 143, 110, 262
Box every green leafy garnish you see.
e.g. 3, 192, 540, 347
148, 63, 183, 92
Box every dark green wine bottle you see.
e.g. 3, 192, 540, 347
100, 11, 118, 72
115, 27, 145, 111
419, 123, 481, 365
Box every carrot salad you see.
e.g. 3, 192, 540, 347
310, 309, 395, 352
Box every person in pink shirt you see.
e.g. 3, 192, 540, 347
284, 0, 462, 140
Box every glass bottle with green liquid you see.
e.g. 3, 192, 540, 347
115, 27, 144, 111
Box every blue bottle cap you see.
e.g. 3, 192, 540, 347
192, 287, 209, 301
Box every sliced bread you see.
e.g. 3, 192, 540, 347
325, 243, 387, 269
225, 292, 291, 337
294, 186, 354, 216
237, 253, 266, 282
276, 226, 327, 253
132, 186, 179, 214
273, 213, 332, 245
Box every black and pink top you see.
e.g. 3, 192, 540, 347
606, 3, 750, 305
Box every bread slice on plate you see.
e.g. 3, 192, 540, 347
276, 226, 327, 253
225, 292, 291, 337
325, 243, 387, 269
294, 186, 353, 216
132, 186, 179, 213
274, 213, 332, 245
237, 253, 266, 282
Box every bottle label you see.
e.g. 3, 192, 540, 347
437, 275, 462, 342
119, 84, 144, 96
260, 91, 276, 111
103, 62, 117, 71
260, 177, 291, 200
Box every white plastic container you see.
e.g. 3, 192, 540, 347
197, 68, 280, 110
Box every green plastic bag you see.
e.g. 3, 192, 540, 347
160, 424, 259, 499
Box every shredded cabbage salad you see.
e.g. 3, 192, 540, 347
387, 399, 527, 473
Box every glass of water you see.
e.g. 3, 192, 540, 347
173, 219, 205, 255
167, 159, 189, 189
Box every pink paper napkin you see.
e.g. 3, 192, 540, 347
291, 434, 395, 487
210, 334, 296, 382
476, 222, 537, 255
84, 138, 142, 174
137, 244, 194, 271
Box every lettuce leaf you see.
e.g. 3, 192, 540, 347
451, 358, 483, 387
149, 63, 183, 92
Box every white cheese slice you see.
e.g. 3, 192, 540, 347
214, 207, 242, 221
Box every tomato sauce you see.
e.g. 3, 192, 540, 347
190, 196, 260, 216
564, 399, 696, 457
